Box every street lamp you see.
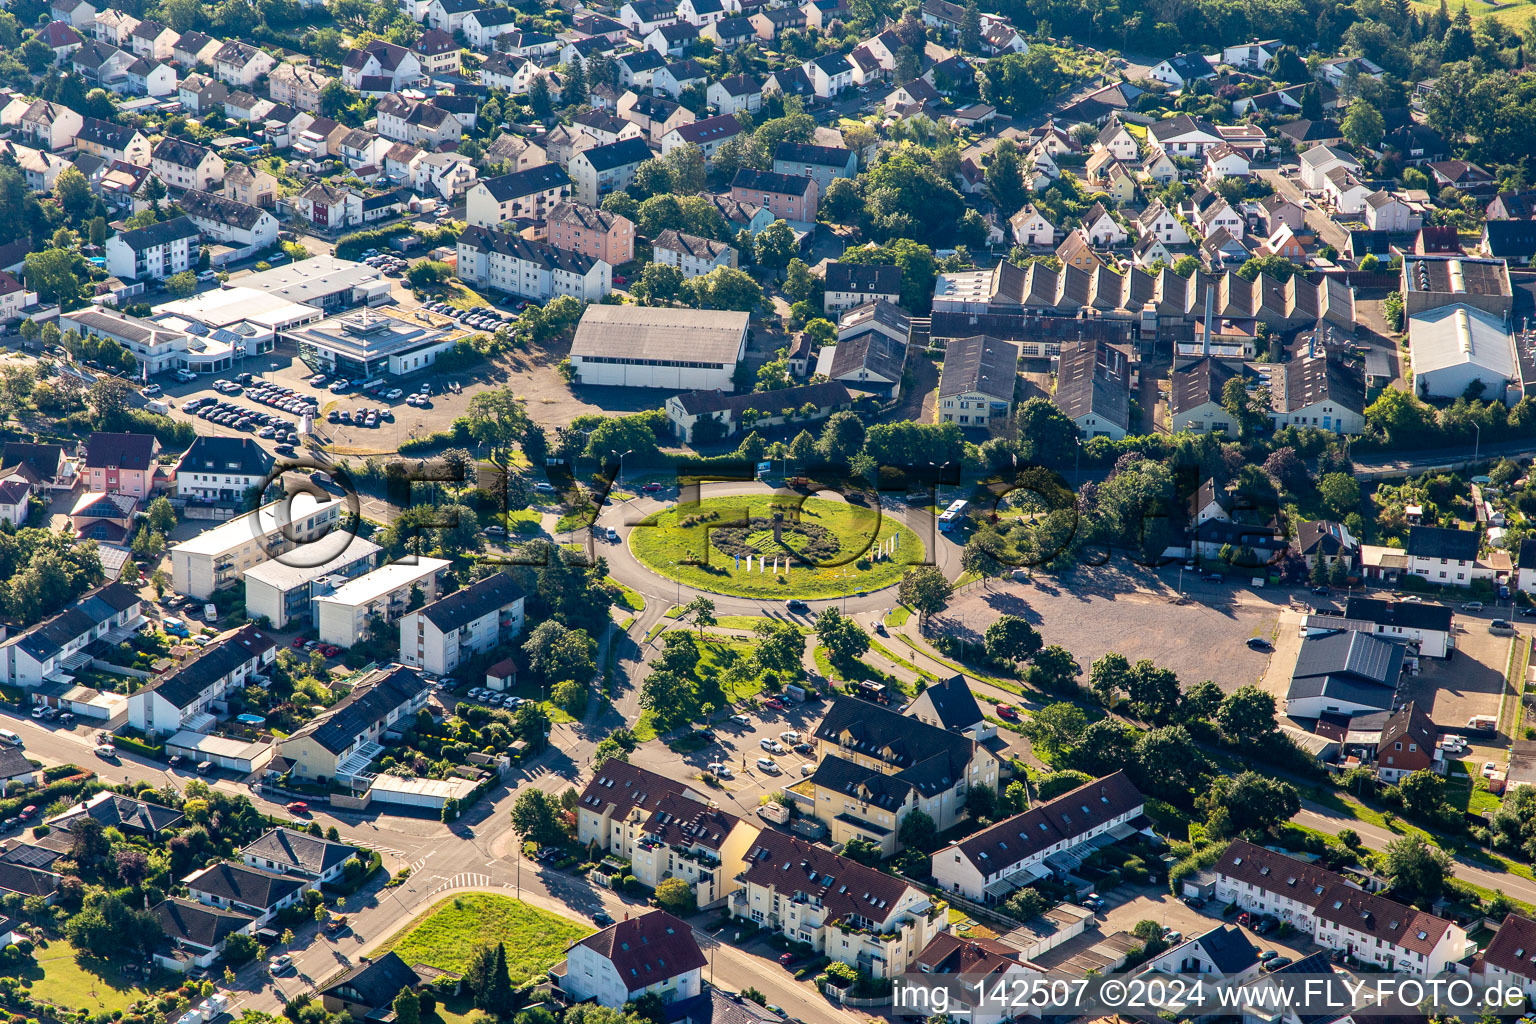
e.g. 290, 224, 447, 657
1473, 422, 1482, 465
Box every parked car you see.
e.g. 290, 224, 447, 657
285, 801, 310, 814
592, 912, 614, 927
1464, 601, 1485, 612
1245, 637, 1272, 651
756, 757, 779, 773
730, 714, 751, 725
269, 954, 293, 974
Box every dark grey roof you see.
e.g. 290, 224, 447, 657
814, 695, 982, 797
286, 664, 425, 755
829, 331, 906, 383
151, 136, 212, 169
0, 862, 58, 898
55, 792, 185, 836
114, 215, 199, 253
459, 225, 598, 274
1405, 525, 1479, 561
1054, 338, 1131, 428
241, 827, 359, 877
322, 951, 420, 1008
153, 897, 255, 949
1343, 597, 1453, 632
731, 167, 814, 197
0, 746, 34, 782
1288, 631, 1405, 709
75, 116, 141, 152
84, 432, 157, 472
176, 435, 273, 478
673, 380, 851, 417
417, 573, 525, 632
906, 674, 983, 731
186, 861, 305, 910
825, 262, 898, 296
139, 624, 274, 711
577, 136, 651, 173
180, 188, 268, 231
1170, 356, 1241, 416
1189, 925, 1259, 973
774, 141, 852, 169
938, 335, 1019, 402
14, 582, 141, 662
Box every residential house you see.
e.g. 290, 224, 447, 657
824, 262, 900, 313
150, 137, 224, 191
177, 72, 227, 115
72, 116, 149, 166
183, 861, 306, 928
224, 164, 277, 208
173, 435, 272, 503
0, 582, 143, 688
462, 6, 519, 48
644, 21, 699, 56
1268, 354, 1365, 434
1149, 53, 1215, 90
664, 380, 854, 441
128, 19, 176, 59
171, 30, 220, 66
569, 137, 652, 207
398, 572, 527, 676
241, 827, 360, 885
340, 40, 420, 91
18, 100, 82, 152
661, 112, 743, 158
411, 28, 460, 76
150, 898, 257, 973
559, 911, 707, 1009
320, 954, 438, 1021
49, 790, 182, 837
772, 141, 856, 190
268, 62, 329, 109
211, 40, 275, 87
653, 58, 707, 98
179, 188, 279, 251
750, 6, 805, 38
707, 73, 762, 114
375, 92, 462, 148
82, 432, 159, 498
652, 229, 736, 278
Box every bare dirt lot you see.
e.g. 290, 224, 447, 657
934, 566, 1282, 692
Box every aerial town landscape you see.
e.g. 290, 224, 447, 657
3, 0, 1536, 1021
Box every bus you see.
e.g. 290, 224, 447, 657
938, 499, 969, 532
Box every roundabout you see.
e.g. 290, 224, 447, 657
627, 494, 926, 600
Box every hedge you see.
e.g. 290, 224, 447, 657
112, 734, 164, 758
41, 764, 80, 781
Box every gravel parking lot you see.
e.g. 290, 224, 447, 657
934, 566, 1282, 692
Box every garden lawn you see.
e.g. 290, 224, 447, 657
24, 939, 153, 1014
605, 576, 645, 612
381, 893, 591, 984
630, 496, 924, 600
443, 281, 491, 311
634, 635, 776, 739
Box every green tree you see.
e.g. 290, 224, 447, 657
984, 615, 1042, 664
1027, 645, 1081, 695
1399, 769, 1446, 818
1318, 473, 1361, 517
898, 566, 952, 626
897, 807, 939, 852
509, 790, 565, 846
959, 0, 981, 51
54, 166, 93, 222
654, 877, 696, 914
754, 219, 797, 271
523, 620, 596, 684
637, 262, 685, 305
984, 139, 1027, 218
1382, 834, 1453, 903
1184, 679, 1224, 720
1026, 701, 1087, 763
1216, 685, 1277, 742
393, 990, 421, 1024
683, 595, 716, 637
815, 607, 870, 664
1204, 771, 1299, 837
1342, 99, 1385, 150
165, 270, 199, 298
1088, 652, 1130, 707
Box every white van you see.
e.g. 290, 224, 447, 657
0, 730, 22, 747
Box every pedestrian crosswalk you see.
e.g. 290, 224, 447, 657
430, 871, 490, 894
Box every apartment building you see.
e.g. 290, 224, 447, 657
105, 215, 199, 282
0, 582, 143, 688
168, 495, 344, 599
1214, 840, 1472, 973
930, 771, 1146, 902
650, 229, 736, 278
243, 538, 381, 629
545, 201, 634, 266
455, 227, 611, 303
277, 664, 429, 781
313, 557, 450, 648
150, 136, 226, 191
731, 829, 947, 977
575, 762, 758, 908
126, 623, 277, 737
568, 137, 651, 207
464, 165, 571, 229
397, 572, 526, 676
800, 696, 1003, 857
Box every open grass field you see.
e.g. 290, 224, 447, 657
1409, 0, 1536, 24
23, 939, 153, 1014
629, 496, 924, 600
380, 893, 591, 984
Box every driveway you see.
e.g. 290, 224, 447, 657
1257, 168, 1348, 251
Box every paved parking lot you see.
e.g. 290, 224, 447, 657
1399, 622, 1511, 739
935, 567, 1282, 692
1034, 887, 1318, 971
